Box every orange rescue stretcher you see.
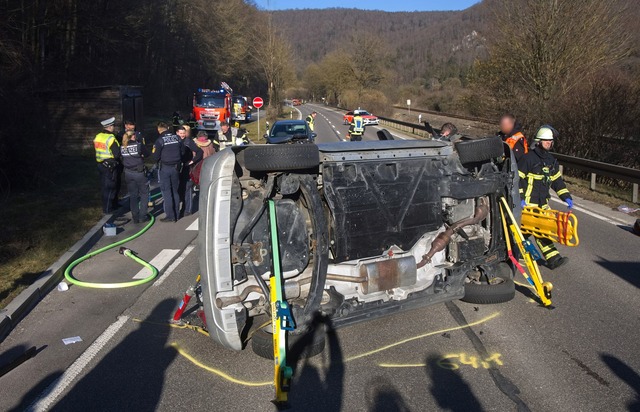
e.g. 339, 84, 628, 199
520, 206, 579, 247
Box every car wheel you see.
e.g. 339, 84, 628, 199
455, 136, 504, 164
461, 264, 515, 304
250, 327, 326, 360
242, 144, 320, 172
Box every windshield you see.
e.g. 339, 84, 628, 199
355, 111, 371, 116
270, 123, 308, 137
196, 95, 225, 108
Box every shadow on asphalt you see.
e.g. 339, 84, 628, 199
287, 313, 344, 411
50, 299, 177, 411
366, 376, 411, 412
10, 370, 62, 412
594, 257, 640, 288
601, 353, 640, 411
425, 353, 485, 412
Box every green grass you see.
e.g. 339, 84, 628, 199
0, 154, 104, 309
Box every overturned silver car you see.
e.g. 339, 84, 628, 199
198, 135, 518, 357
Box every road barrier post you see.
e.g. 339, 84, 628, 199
591, 173, 597, 191
633, 183, 638, 204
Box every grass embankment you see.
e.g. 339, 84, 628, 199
0, 155, 103, 309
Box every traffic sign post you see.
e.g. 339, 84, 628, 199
253, 97, 264, 138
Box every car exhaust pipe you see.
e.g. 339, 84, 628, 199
417, 198, 489, 268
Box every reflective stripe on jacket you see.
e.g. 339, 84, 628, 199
94, 132, 119, 162
518, 146, 570, 206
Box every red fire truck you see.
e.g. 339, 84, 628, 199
193, 82, 233, 132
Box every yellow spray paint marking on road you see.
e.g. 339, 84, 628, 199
380, 353, 504, 370
169, 311, 501, 386
132, 318, 210, 337
170, 343, 272, 387
345, 311, 501, 362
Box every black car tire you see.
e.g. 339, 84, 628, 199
242, 144, 320, 172
461, 277, 515, 304
250, 328, 326, 360
377, 129, 394, 140
455, 136, 504, 164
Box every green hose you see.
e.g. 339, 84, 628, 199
64, 213, 159, 289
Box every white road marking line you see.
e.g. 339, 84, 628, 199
153, 245, 195, 287
549, 198, 627, 226
133, 249, 180, 279
186, 218, 199, 231
27, 316, 130, 412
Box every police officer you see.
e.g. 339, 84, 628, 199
121, 128, 151, 224
94, 117, 121, 214
518, 125, 573, 269
153, 122, 183, 222
305, 112, 317, 132
347, 113, 365, 141
176, 126, 203, 217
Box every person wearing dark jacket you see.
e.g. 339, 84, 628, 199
153, 122, 183, 222
121, 129, 151, 224
518, 125, 573, 269
94, 117, 121, 214
498, 113, 528, 162
176, 126, 203, 217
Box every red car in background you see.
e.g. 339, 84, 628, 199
343, 109, 379, 125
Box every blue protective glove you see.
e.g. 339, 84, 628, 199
521, 199, 527, 208
566, 199, 574, 209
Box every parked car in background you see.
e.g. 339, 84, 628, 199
343, 109, 379, 125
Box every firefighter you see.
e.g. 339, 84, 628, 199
94, 117, 121, 215
176, 126, 203, 217
518, 125, 573, 269
498, 113, 528, 161
153, 122, 183, 222
347, 113, 365, 141
305, 112, 317, 132
121, 127, 151, 224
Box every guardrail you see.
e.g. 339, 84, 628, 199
376, 115, 640, 204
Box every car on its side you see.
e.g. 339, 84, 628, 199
264, 120, 316, 144
198, 132, 520, 358
343, 109, 379, 125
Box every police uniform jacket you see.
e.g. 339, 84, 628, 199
121, 141, 151, 172
153, 130, 183, 165
518, 146, 571, 207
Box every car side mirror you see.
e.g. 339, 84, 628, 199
263, 134, 269, 139
311, 133, 317, 139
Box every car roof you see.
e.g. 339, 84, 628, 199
272, 120, 306, 125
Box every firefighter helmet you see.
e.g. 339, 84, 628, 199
535, 125, 558, 141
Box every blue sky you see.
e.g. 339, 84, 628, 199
254, 0, 480, 12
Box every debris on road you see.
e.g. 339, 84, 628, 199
62, 336, 83, 345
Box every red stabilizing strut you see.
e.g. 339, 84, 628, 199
172, 293, 193, 322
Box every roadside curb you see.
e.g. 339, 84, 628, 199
0, 213, 114, 342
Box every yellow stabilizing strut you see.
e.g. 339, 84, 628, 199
521, 206, 579, 247
268, 200, 294, 405
499, 198, 553, 307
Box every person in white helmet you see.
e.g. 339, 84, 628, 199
518, 125, 573, 270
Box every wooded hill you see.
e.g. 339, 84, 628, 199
272, 4, 490, 84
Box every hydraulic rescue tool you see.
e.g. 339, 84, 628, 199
268, 200, 295, 406
172, 274, 202, 323
520, 206, 579, 247
499, 197, 553, 307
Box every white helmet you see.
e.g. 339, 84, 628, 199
535, 125, 557, 141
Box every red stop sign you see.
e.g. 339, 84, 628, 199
252, 97, 264, 109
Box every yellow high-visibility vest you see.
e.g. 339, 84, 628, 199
94, 132, 118, 162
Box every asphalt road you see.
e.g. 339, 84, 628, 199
1, 108, 639, 411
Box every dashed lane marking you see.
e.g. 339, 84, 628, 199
186, 218, 198, 231
27, 316, 130, 412
153, 245, 195, 287
132, 249, 180, 279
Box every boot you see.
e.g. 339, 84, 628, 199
546, 255, 568, 270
